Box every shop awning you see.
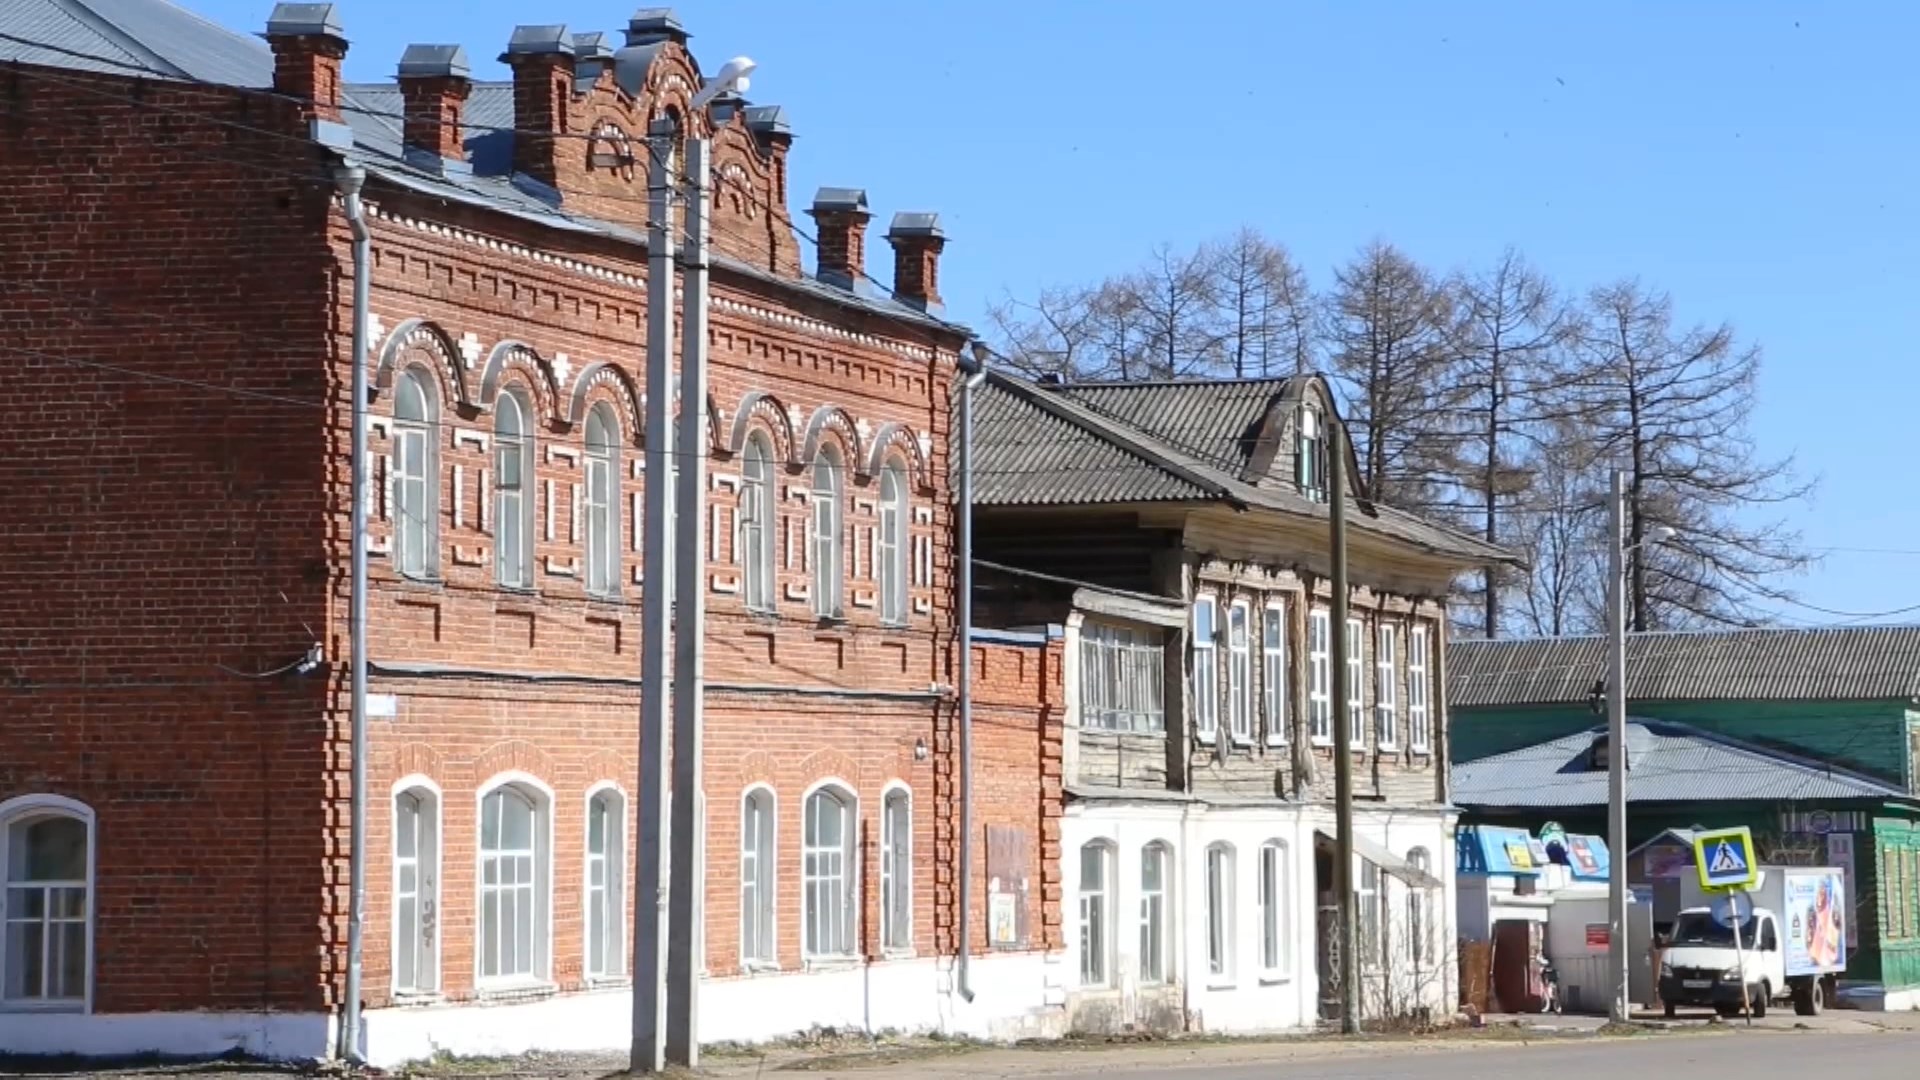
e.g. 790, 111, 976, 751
1315, 828, 1443, 890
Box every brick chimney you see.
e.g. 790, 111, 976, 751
500, 25, 576, 188
264, 3, 347, 124
571, 32, 616, 89
807, 188, 870, 292
397, 45, 472, 170
626, 8, 690, 47
745, 104, 791, 203
887, 212, 946, 313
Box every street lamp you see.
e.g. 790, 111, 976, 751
1608, 472, 1674, 1022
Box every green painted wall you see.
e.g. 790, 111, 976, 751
1452, 698, 1913, 788
1871, 817, 1920, 990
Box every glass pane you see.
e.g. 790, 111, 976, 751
1141, 848, 1162, 892
53, 886, 85, 919
396, 798, 418, 860
514, 886, 534, 975
6, 920, 44, 999
588, 892, 607, 975
396, 372, 427, 420
1080, 845, 1104, 891
481, 858, 498, 886
398, 864, 418, 895
54, 918, 84, 1000
588, 798, 607, 855
479, 891, 499, 978
10, 886, 45, 919
1193, 600, 1213, 640
816, 796, 842, 846
396, 896, 418, 989
19, 817, 87, 881
501, 792, 533, 850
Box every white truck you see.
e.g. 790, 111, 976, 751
1658, 866, 1847, 1017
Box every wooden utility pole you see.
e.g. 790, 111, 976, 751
1330, 422, 1359, 1033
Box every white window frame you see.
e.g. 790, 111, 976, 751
474, 773, 554, 990
584, 403, 621, 597
739, 786, 777, 968
1308, 608, 1332, 745
878, 457, 910, 625
1346, 617, 1366, 749
741, 432, 777, 613
1357, 859, 1384, 971
1206, 842, 1236, 982
1259, 840, 1290, 978
1375, 624, 1398, 751
880, 784, 913, 954
1077, 840, 1115, 988
1409, 626, 1431, 753
810, 446, 844, 619
1079, 621, 1167, 733
1191, 594, 1219, 742
1139, 841, 1171, 986
392, 367, 439, 579
1406, 847, 1432, 968
493, 388, 534, 589
0, 794, 94, 1013
1263, 604, 1289, 746
1227, 600, 1253, 745
801, 782, 858, 962
583, 783, 626, 981
1297, 405, 1325, 501
390, 777, 441, 998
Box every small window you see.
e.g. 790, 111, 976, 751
392, 786, 440, 995
1308, 609, 1332, 744
1357, 859, 1385, 970
741, 433, 776, 612
584, 403, 621, 596
494, 390, 534, 588
802, 786, 855, 959
1206, 843, 1236, 979
1345, 618, 1366, 748
1406, 848, 1431, 966
1227, 601, 1252, 744
881, 788, 913, 952
1, 798, 92, 1009
1263, 605, 1289, 746
811, 447, 844, 618
1077, 841, 1114, 987
1260, 840, 1290, 975
1408, 626, 1431, 752
1375, 624, 1398, 750
585, 787, 626, 979
1139, 842, 1171, 985
878, 457, 910, 624
1191, 596, 1219, 741
393, 368, 438, 579
1296, 406, 1326, 502
739, 788, 776, 966
477, 780, 550, 986
1079, 621, 1167, 733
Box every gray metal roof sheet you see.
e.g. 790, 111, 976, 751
1453, 719, 1909, 810
1450, 626, 1920, 708
2, 0, 273, 86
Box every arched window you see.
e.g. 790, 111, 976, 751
810, 446, 844, 619
1259, 840, 1290, 975
1139, 841, 1172, 985
392, 783, 441, 995
1296, 405, 1326, 502
740, 433, 776, 612
585, 786, 626, 979
1, 796, 92, 1009
477, 779, 551, 986
877, 456, 909, 625
584, 403, 620, 597
880, 787, 912, 951
1077, 840, 1114, 988
801, 785, 855, 959
1206, 842, 1236, 978
1406, 847, 1432, 967
739, 788, 776, 966
494, 389, 534, 588
393, 368, 438, 579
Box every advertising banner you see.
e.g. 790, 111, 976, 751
1783, 870, 1847, 975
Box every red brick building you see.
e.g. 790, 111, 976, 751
0, 1, 1064, 1063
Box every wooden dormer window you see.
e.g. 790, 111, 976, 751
1296, 405, 1327, 502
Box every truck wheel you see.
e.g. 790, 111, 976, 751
1664, 1002, 1676, 1019
1751, 986, 1768, 1019
1793, 978, 1824, 1017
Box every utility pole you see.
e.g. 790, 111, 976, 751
665, 135, 711, 1068
1329, 422, 1359, 1034
1606, 467, 1630, 1022
631, 119, 677, 1075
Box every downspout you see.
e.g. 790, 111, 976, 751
956, 345, 988, 1004
334, 165, 371, 1065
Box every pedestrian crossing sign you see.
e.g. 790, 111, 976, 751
1693, 826, 1759, 890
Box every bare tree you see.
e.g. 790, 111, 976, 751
1212, 227, 1316, 378
1448, 249, 1580, 637
1126, 243, 1228, 379
1566, 280, 1813, 630
1509, 419, 1607, 637
985, 284, 1102, 379
1323, 241, 1460, 511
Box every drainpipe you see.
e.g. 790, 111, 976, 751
956, 345, 988, 1004
334, 164, 372, 1065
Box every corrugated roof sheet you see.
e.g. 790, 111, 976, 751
1452, 719, 1909, 809
1450, 626, 1920, 707
972, 372, 1520, 566
0, 0, 273, 86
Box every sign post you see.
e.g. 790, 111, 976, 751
1694, 827, 1760, 1025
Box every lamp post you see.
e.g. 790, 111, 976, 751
1607, 468, 1674, 1022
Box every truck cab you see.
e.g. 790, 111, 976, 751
1659, 906, 1785, 1017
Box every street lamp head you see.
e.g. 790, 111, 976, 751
691, 56, 757, 109
1648, 525, 1677, 545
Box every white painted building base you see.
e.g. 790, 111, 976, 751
0, 1011, 332, 1061
1838, 982, 1920, 1012
360, 952, 1066, 1069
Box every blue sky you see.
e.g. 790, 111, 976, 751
190, 1, 1920, 623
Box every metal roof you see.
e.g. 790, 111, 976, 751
1450, 625, 1920, 708
1452, 719, 1909, 810
971, 372, 1521, 566
1, 0, 274, 86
